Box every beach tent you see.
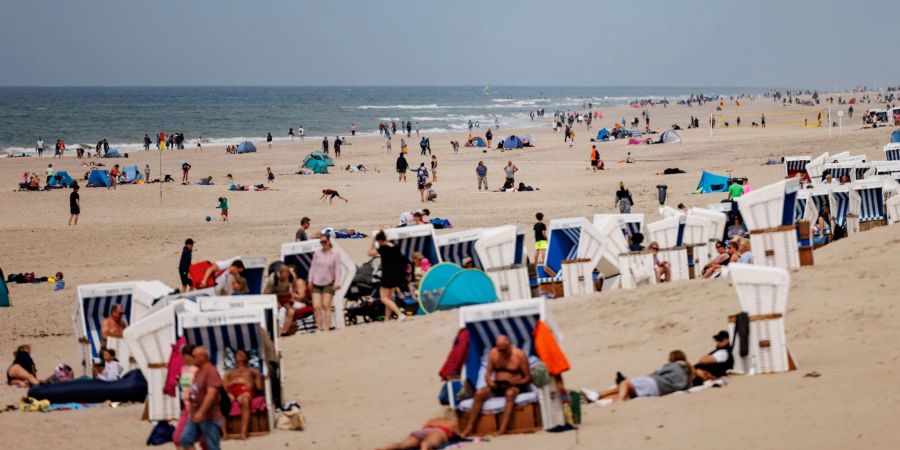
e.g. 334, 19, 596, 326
436, 228, 483, 269
280, 240, 356, 328
122, 165, 141, 182
418, 263, 463, 313
87, 169, 111, 187
892, 130, 900, 143
595, 128, 610, 141
103, 148, 122, 158
53, 171, 76, 187
381, 224, 441, 265
0, 266, 9, 307
302, 151, 335, 174
658, 130, 681, 144
472, 137, 486, 147
236, 141, 257, 154
437, 270, 496, 310
695, 171, 730, 193
502, 135, 523, 149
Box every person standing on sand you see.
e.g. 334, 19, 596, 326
144, 164, 151, 182
216, 197, 229, 221
322, 136, 329, 154
109, 164, 120, 190
143, 134, 151, 151
416, 163, 429, 202
431, 155, 438, 182
351, 123, 357, 136
396, 153, 408, 182
298, 126, 305, 141
334, 136, 342, 158
615, 182, 634, 213
179, 238, 194, 292
295, 216, 311, 241
196, 136, 203, 152
503, 161, 518, 190
406, 121, 412, 137
385, 137, 392, 154
368, 231, 407, 322
37, 137, 44, 157
68, 183, 80, 225
534, 212, 547, 264
289, 127, 295, 141
267, 131, 273, 149
181, 161, 192, 184
476, 161, 488, 190
267, 167, 275, 184
400, 138, 408, 155
485, 128, 493, 148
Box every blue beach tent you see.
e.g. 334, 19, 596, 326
695, 171, 731, 194
87, 170, 111, 187
892, 130, 900, 143
236, 141, 257, 154
596, 128, 610, 141
436, 269, 496, 311
0, 266, 9, 307
502, 135, 523, 149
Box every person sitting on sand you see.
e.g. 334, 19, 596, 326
101, 304, 127, 347
693, 331, 733, 382
597, 350, 692, 402
320, 189, 348, 205
376, 417, 460, 450
425, 182, 437, 202
96, 348, 123, 381
7, 344, 39, 387
224, 349, 263, 440
648, 242, 671, 283
460, 335, 531, 437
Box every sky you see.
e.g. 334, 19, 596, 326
1, 0, 896, 88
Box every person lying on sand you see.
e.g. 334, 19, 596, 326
376, 417, 460, 450
224, 349, 263, 440
7, 344, 39, 387
597, 350, 692, 403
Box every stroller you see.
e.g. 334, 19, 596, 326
343, 257, 384, 325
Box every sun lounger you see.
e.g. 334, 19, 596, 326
645, 216, 690, 281
727, 264, 795, 375
852, 180, 887, 231
736, 178, 801, 270
281, 241, 356, 329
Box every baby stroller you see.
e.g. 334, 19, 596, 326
343, 257, 384, 325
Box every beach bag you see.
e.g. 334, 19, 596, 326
631, 258, 654, 285
276, 407, 307, 431
146, 420, 175, 445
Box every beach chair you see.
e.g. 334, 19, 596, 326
178, 309, 280, 437
281, 240, 357, 329
687, 207, 728, 260
593, 216, 654, 290
645, 216, 690, 281
593, 213, 645, 239
822, 162, 856, 182
793, 191, 825, 260
475, 225, 531, 302
829, 185, 861, 237
682, 215, 714, 278
705, 202, 734, 216
123, 299, 199, 421
852, 180, 887, 231
727, 264, 795, 375
887, 195, 900, 225
436, 228, 484, 268
381, 224, 441, 264
74, 281, 173, 376
736, 178, 801, 270
884, 143, 900, 161
545, 217, 612, 297
804, 152, 829, 182
207, 255, 267, 295
854, 162, 874, 181
871, 161, 900, 178
455, 298, 567, 434
783, 155, 811, 180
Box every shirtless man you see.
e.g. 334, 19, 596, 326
460, 335, 531, 437
223, 349, 263, 440
100, 305, 127, 347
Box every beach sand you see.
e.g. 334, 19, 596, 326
1, 96, 898, 449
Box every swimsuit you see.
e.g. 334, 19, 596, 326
411, 424, 454, 440
227, 383, 253, 398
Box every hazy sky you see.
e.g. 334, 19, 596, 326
1, 0, 895, 88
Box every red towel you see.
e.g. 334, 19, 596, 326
439, 328, 469, 380
189, 261, 218, 289
533, 320, 570, 376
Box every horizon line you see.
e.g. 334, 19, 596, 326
0, 84, 798, 90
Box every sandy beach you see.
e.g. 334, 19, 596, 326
2, 96, 899, 449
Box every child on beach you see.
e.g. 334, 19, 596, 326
96, 348, 122, 381
320, 189, 348, 205
53, 272, 65, 291
216, 197, 229, 221
426, 183, 437, 202
144, 164, 151, 181
267, 167, 275, 183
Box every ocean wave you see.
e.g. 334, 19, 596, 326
357, 104, 443, 110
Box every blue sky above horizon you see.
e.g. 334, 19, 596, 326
2, 0, 895, 89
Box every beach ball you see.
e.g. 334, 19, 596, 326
205, 216, 212, 222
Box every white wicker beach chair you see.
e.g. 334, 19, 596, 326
736, 178, 801, 270
645, 216, 689, 281
852, 180, 888, 231
727, 264, 794, 375
475, 225, 531, 301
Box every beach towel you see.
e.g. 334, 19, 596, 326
439, 328, 470, 380
189, 261, 217, 289
533, 320, 569, 376
164, 336, 187, 397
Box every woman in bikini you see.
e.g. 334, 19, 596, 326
376, 417, 459, 450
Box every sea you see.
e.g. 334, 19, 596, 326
0, 86, 758, 157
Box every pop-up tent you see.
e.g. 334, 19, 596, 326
595, 128, 610, 141
695, 171, 731, 193
87, 169, 111, 187
892, 130, 900, 143
236, 141, 257, 154
417, 263, 496, 313
48, 171, 76, 188
103, 148, 122, 158
502, 135, 523, 149
469, 137, 486, 147
0, 266, 9, 307
122, 165, 142, 183
657, 130, 681, 144
302, 151, 335, 174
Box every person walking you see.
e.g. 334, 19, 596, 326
396, 153, 409, 182
419, 137, 427, 156
322, 136, 329, 154
295, 217, 311, 241
178, 346, 224, 450
533, 212, 548, 264
68, 183, 80, 226
476, 161, 488, 191
179, 238, 194, 292
615, 182, 634, 213
416, 163, 429, 202
368, 231, 407, 322
309, 234, 342, 331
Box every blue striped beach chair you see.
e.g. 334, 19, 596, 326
853, 180, 887, 230
783, 155, 810, 179
436, 228, 484, 269
280, 240, 356, 329
884, 143, 900, 161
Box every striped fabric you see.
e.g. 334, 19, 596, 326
676, 223, 685, 246
794, 198, 807, 222
785, 159, 808, 173
183, 323, 261, 366
283, 252, 314, 279
832, 191, 849, 227
886, 148, 900, 161
782, 190, 798, 226
619, 222, 641, 237
810, 193, 829, 213
858, 187, 885, 221
392, 235, 439, 265
464, 314, 539, 384
439, 240, 482, 269
514, 233, 525, 265
824, 166, 851, 180
855, 166, 870, 180
82, 294, 133, 362
546, 227, 580, 276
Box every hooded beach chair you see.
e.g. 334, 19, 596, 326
475, 225, 530, 301
381, 224, 441, 264
123, 298, 199, 421
884, 143, 900, 161
592, 216, 653, 290
887, 195, 900, 224
177, 308, 280, 437
455, 298, 568, 434
852, 180, 887, 231
281, 240, 357, 329
74, 281, 172, 376
593, 213, 645, 239
645, 216, 690, 281
783, 155, 811, 180
436, 228, 484, 269
735, 178, 801, 270
544, 217, 607, 297
822, 162, 856, 182
726, 264, 795, 375
682, 214, 715, 278
805, 152, 829, 183
829, 185, 861, 237
687, 207, 728, 259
